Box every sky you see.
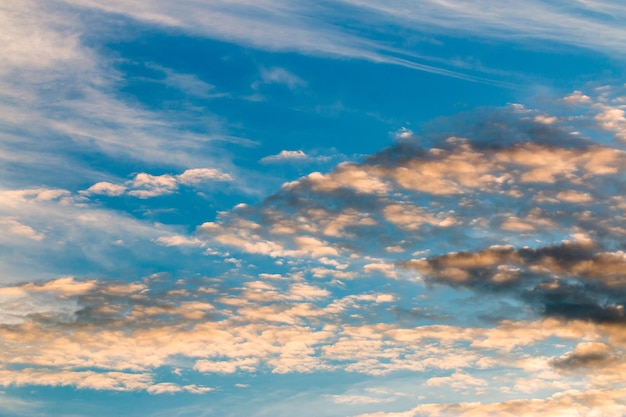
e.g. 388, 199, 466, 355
2, 1, 626, 416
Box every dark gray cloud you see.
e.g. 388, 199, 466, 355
403, 241, 626, 323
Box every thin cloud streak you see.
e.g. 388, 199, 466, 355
56, 0, 518, 85
53, 0, 626, 85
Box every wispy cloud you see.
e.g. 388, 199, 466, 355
0, 187, 182, 282
0, 1, 244, 199
337, 0, 626, 55
259, 67, 307, 90
36, 0, 626, 89
49, 0, 517, 85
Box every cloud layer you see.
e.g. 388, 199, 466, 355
1, 88, 626, 417
3, 1, 626, 414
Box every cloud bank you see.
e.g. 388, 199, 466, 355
1, 88, 626, 417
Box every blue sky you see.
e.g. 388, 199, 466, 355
2, 1, 626, 416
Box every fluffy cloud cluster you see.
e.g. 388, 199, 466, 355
2, 88, 626, 415
190, 94, 626, 272
1, 274, 623, 396
83, 168, 232, 199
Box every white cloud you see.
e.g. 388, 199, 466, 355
82, 182, 126, 197
128, 173, 178, 198
261, 150, 309, 163
336, 0, 626, 56
363, 262, 398, 278
331, 394, 395, 405
155, 235, 205, 247
146, 382, 214, 395
295, 165, 390, 195
259, 67, 306, 89
176, 168, 232, 184
80, 168, 232, 199
354, 388, 626, 417
294, 236, 339, 257
50, 0, 506, 83
0, 1, 241, 195
425, 371, 488, 390
42, 0, 626, 91
562, 90, 592, 104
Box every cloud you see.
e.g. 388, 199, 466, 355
354, 388, 626, 417
41, 0, 626, 89
0, 367, 212, 395
0, 217, 45, 241
178, 96, 626, 275
194, 358, 259, 374
0, 268, 622, 404
155, 235, 205, 247
287, 164, 391, 195
0, 187, 181, 282
1, 1, 244, 202
363, 262, 398, 278
82, 182, 127, 197
82, 168, 232, 198
2, 87, 626, 414
260, 150, 310, 163
177, 168, 233, 184
403, 241, 626, 323
0, 369, 153, 392
551, 342, 614, 370
5, 1, 626, 411
128, 173, 178, 198
336, 0, 626, 57
331, 394, 395, 405
146, 383, 214, 395
54, 0, 498, 84
147, 64, 221, 99
259, 67, 306, 89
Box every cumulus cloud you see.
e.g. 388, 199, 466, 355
260, 150, 310, 163
81, 168, 232, 199
176, 168, 232, 184
127, 173, 178, 198
82, 182, 127, 197
176, 97, 626, 275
